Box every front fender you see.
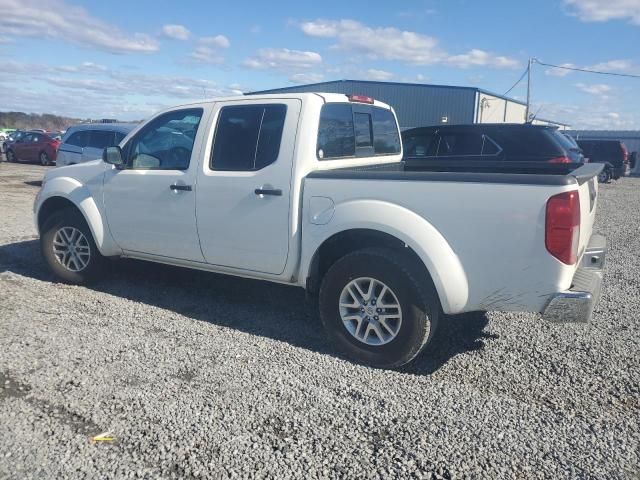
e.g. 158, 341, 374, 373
302, 199, 469, 314
35, 177, 121, 257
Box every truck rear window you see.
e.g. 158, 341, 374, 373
317, 104, 400, 160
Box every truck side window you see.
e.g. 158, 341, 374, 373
113, 132, 126, 146
125, 108, 203, 170
211, 104, 287, 171
317, 104, 355, 159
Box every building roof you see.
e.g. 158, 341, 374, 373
249, 79, 528, 106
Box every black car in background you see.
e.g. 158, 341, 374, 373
576, 139, 629, 181
401, 124, 584, 174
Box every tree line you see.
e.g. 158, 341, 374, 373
0, 111, 86, 131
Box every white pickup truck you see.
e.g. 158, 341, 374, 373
34, 93, 607, 368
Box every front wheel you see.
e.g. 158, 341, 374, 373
6, 150, 16, 162
319, 247, 440, 369
41, 209, 105, 284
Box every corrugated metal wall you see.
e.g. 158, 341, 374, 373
249, 80, 477, 130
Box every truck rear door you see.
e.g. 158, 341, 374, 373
195, 98, 301, 275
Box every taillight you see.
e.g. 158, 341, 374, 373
348, 94, 374, 104
546, 191, 580, 265
548, 156, 571, 164
621, 144, 628, 164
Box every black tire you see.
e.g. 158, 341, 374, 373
6, 150, 16, 162
319, 247, 440, 369
39, 151, 50, 166
40, 208, 105, 284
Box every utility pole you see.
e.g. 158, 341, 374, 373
525, 57, 532, 123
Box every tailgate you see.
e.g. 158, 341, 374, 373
571, 164, 602, 262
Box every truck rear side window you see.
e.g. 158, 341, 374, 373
211, 104, 287, 171
317, 104, 355, 159
317, 104, 400, 160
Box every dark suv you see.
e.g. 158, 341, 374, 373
575, 139, 629, 181
402, 124, 584, 174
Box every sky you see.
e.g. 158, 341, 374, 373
0, 0, 639, 129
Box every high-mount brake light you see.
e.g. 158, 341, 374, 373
348, 94, 374, 104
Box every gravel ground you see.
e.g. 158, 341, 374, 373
0, 160, 638, 479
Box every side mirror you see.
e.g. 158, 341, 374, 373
103, 146, 124, 167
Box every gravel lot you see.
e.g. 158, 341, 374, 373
0, 160, 638, 479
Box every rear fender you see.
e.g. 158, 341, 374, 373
302, 200, 469, 314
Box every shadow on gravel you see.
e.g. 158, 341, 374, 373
0, 240, 496, 374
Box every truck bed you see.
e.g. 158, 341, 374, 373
309, 161, 602, 186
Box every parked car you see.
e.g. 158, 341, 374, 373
576, 139, 629, 180
401, 124, 584, 174
6, 131, 61, 165
2, 130, 27, 153
34, 93, 606, 368
57, 123, 137, 167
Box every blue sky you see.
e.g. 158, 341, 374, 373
0, 0, 639, 128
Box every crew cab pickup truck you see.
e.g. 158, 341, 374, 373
34, 93, 607, 368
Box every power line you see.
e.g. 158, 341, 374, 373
533, 60, 640, 79
503, 66, 529, 96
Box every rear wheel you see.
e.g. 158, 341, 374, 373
40, 152, 50, 166
319, 247, 440, 369
41, 209, 105, 284
598, 169, 608, 184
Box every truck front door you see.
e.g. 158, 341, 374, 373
103, 107, 207, 262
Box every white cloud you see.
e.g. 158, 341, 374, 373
0, 60, 242, 120
575, 82, 612, 96
364, 69, 395, 81
588, 59, 635, 71
544, 63, 576, 77
299, 19, 519, 69
564, 0, 640, 24
289, 73, 324, 84
200, 35, 231, 48
162, 24, 191, 41
0, 0, 158, 54
190, 35, 230, 64
446, 49, 519, 69
243, 48, 322, 71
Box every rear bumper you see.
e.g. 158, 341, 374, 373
542, 234, 606, 323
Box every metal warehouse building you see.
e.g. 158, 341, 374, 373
250, 79, 568, 131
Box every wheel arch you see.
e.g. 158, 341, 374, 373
302, 201, 469, 314
36, 179, 121, 257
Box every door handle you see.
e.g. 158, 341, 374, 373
170, 184, 192, 191
254, 188, 282, 196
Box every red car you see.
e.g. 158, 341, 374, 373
6, 131, 61, 166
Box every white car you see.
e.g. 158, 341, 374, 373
56, 123, 136, 167
34, 93, 606, 368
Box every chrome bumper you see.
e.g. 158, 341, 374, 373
543, 234, 606, 323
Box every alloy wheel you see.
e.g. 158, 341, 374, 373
52, 226, 91, 272
339, 277, 402, 346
